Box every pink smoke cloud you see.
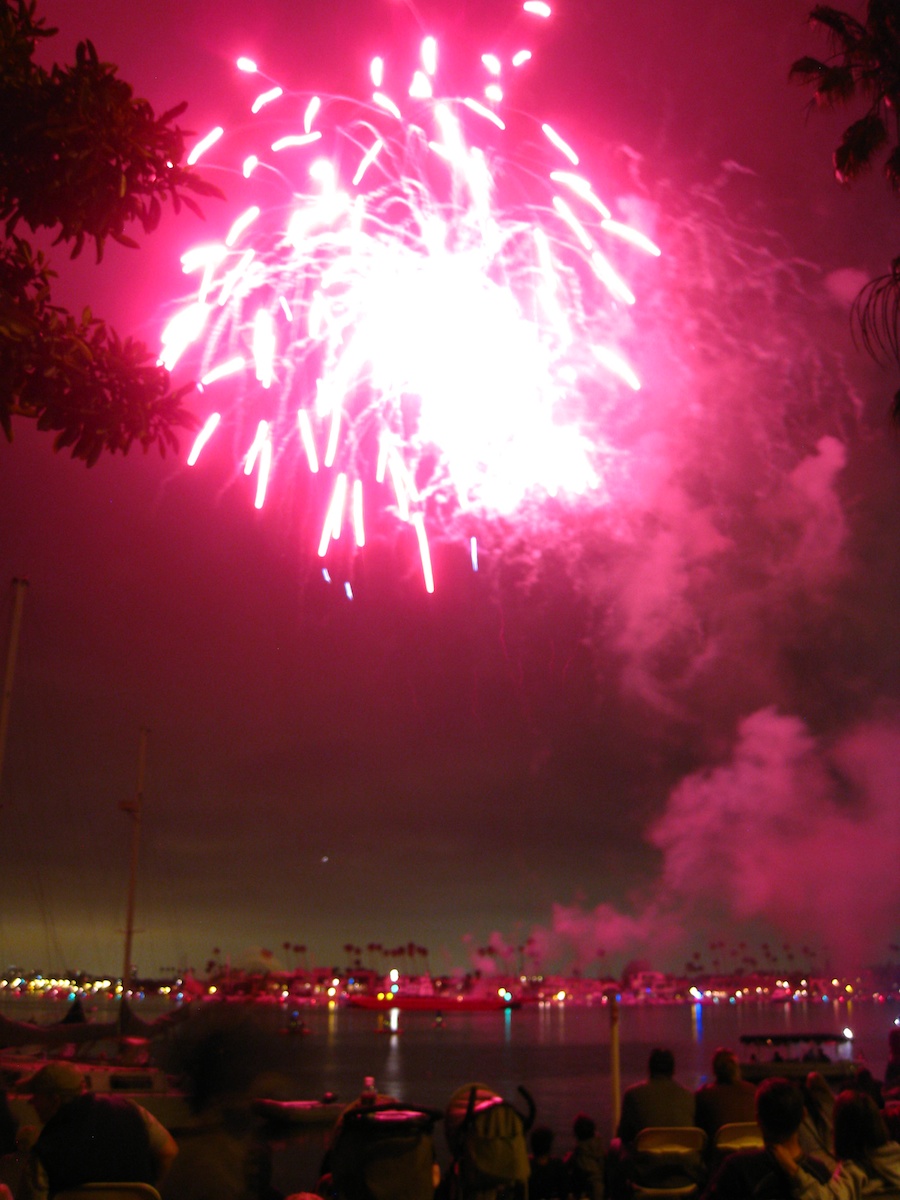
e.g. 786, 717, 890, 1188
512, 710, 899, 975
651, 707, 900, 968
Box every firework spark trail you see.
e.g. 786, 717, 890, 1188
161, 2, 660, 592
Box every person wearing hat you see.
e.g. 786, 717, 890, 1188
18, 1062, 177, 1199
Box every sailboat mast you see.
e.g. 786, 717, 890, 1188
121, 726, 148, 994
0, 578, 28, 805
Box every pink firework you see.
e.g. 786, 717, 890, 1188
161, 2, 659, 592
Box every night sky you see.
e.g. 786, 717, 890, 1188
2, 0, 899, 980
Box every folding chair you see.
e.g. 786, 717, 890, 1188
53, 1184, 161, 1200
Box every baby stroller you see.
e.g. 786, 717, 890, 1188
325, 1100, 443, 1200
442, 1083, 536, 1200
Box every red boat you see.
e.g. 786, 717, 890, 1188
347, 993, 520, 1013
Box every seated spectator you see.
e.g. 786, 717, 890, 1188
884, 1030, 900, 1100
798, 1073, 836, 1175
695, 1047, 757, 1143
528, 1125, 569, 1200
777, 1088, 900, 1198
566, 1113, 604, 1200
18, 1062, 177, 1200
848, 1068, 883, 1111
606, 1048, 697, 1198
702, 1077, 830, 1200
0, 1093, 15, 1158
617, 1048, 696, 1146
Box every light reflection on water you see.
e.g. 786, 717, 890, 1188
692, 1001, 703, 1041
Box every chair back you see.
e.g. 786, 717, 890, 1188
53, 1185, 161, 1200
634, 1128, 707, 1157
713, 1122, 763, 1154
630, 1128, 706, 1196
630, 1186, 699, 1199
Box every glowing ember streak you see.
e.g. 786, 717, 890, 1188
533, 227, 570, 341
318, 473, 348, 555
421, 37, 438, 76
245, 419, 269, 474
411, 513, 435, 593
225, 206, 261, 246
463, 97, 506, 130
542, 122, 578, 165
200, 357, 245, 386
590, 250, 636, 305
523, 0, 552, 15
217, 249, 255, 307
552, 195, 593, 250
187, 412, 221, 465
372, 92, 402, 120
252, 86, 283, 113
237, 57, 257, 73
323, 404, 342, 469
601, 218, 661, 256
550, 171, 611, 218
187, 126, 223, 165
352, 479, 365, 547
388, 456, 411, 521
304, 96, 321, 133
252, 309, 276, 388
272, 133, 322, 151
255, 436, 272, 508
352, 139, 384, 186
165, 12, 659, 590
593, 345, 640, 390
297, 409, 319, 473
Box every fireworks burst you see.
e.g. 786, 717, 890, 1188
161, 2, 659, 591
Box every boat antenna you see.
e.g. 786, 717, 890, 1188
0, 577, 28, 808
120, 726, 149, 1000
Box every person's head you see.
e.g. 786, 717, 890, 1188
833, 1090, 889, 1163
531, 1126, 554, 1159
712, 1048, 741, 1085
755, 1078, 804, 1146
803, 1071, 835, 1126
852, 1068, 882, 1104
24, 1062, 84, 1123
648, 1048, 675, 1079
572, 1113, 596, 1142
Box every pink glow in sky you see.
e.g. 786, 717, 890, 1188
1, 0, 899, 978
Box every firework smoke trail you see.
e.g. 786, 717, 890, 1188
162, 2, 660, 592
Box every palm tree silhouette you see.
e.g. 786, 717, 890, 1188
792, 2, 900, 396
